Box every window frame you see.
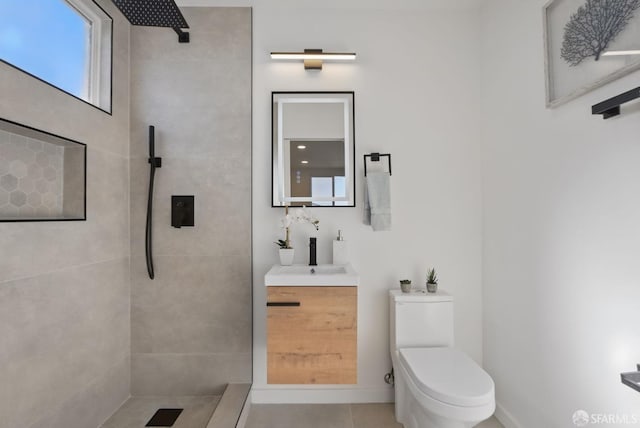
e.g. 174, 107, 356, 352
0, 0, 113, 114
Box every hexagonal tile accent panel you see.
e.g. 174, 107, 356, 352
0, 158, 9, 175
1, 174, 18, 191
35, 151, 49, 167
42, 192, 56, 208
0, 132, 64, 216
10, 160, 27, 178
27, 191, 41, 207
43, 166, 57, 181
0, 119, 85, 220
0, 189, 8, 205
19, 177, 34, 194
10, 190, 26, 207
35, 179, 48, 194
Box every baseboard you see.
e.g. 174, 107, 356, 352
494, 402, 523, 428
250, 387, 394, 404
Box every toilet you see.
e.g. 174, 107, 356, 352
389, 290, 495, 428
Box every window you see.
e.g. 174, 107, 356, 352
0, 0, 112, 112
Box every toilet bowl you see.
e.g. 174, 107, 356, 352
389, 290, 495, 428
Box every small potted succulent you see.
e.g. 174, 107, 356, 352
399, 279, 412, 293
275, 239, 294, 266
426, 268, 438, 293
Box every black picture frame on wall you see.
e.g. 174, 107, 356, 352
0, 118, 87, 222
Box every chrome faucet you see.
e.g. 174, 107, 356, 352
309, 237, 317, 266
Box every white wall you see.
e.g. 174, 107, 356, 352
249, 4, 484, 401
481, 1, 640, 427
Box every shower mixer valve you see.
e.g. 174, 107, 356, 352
171, 195, 194, 228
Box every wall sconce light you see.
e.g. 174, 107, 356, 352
270, 49, 356, 70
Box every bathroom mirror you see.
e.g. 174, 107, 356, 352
272, 91, 355, 207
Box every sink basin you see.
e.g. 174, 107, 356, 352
272, 265, 347, 275
265, 263, 359, 286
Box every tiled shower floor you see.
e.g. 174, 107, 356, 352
245, 403, 504, 428
100, 396, 220, 428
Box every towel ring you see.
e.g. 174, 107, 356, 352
364, 153, 392, 176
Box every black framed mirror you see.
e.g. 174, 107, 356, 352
272, 91, 355, 207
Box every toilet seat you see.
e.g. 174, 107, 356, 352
398, 347, 494, 407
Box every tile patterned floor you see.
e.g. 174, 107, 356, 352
100, 396, 220, 428
245, 403, 504, 428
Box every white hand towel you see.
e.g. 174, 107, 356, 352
363, 172, 391, 231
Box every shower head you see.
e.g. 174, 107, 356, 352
111, 0, 190, 42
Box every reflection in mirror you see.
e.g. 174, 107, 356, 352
272, 92, 355, 207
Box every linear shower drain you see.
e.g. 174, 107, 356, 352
146, 408, 183, 427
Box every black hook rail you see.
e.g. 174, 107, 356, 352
592, 86, 640, 119
364, 153, 392, 176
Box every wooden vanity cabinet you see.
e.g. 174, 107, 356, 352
267, 286, 357, 384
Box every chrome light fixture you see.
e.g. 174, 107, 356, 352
270, 49, 356, 70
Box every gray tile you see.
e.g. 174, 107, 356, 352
10, 159, 27, 178
245, 404, 352, 428
350, 403, 402, 428
19, 176, 34, 194
27, 355, 130, 428
129, 8, 251, 160
131, 352, 251, 396
0, 158, 8, 175
477, 416, 505, 428
101, 396, 220, 428
129, 156, 250, 259
0, 173, 17, 191
1, 59, 130, 158
245, 404, 503, 428
128, 6, 252, 398
131, 255, 251, 354
0, 3, 131, 428
0, 258, 130, 428
0, 148, 129, 282
9, 189, 26, 206
62, 146, 86, 218
130, 7, 251, 64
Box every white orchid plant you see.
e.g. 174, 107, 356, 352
275, 206, 320, 249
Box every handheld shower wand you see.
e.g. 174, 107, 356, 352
145, 126, 162, 279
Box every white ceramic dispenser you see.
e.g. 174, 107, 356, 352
332, 230, 348, 265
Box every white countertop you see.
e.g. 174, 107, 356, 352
265, 263, 360, 286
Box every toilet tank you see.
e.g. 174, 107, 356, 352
389, 290, 454, 355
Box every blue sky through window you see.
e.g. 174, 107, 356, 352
0, 0, 89, 99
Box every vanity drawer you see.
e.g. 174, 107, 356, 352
267, 286, 357, 384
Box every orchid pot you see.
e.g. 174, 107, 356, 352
279, 248, 294, 266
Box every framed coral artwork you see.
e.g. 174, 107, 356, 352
544, 0, 640, 107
